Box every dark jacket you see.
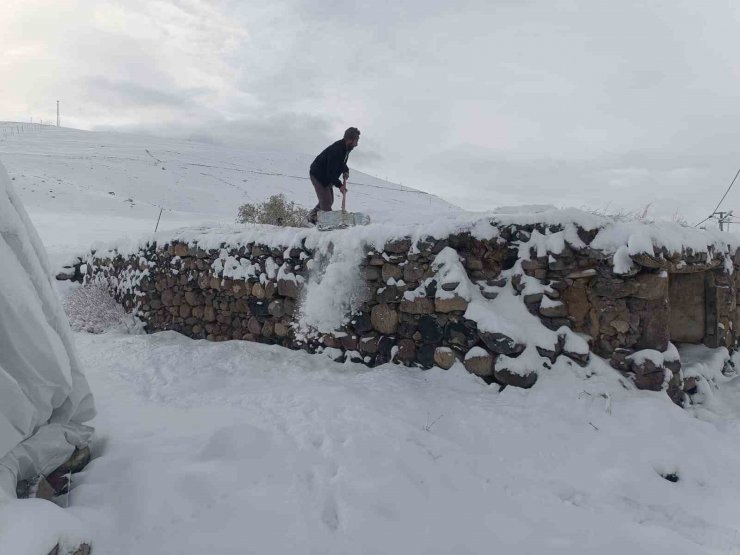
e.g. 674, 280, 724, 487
310, 139, 352, 188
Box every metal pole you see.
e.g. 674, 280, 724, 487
154, 207, 163, 232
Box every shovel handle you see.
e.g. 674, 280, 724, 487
341, 177, 347, 212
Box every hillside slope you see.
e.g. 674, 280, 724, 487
0, 124, 461, 260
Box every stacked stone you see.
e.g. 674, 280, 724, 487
78, 240, 311, 346
61, 219, 740, 405
504, 222, 739, 404
344, 233, 514, 381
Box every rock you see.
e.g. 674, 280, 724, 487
377, 285, 404, 303
610, 320, 629, 334
464, 351, 494, 378
444, 320, 478, 348
566, 269, 597, 279
536, 344, 560, 363
231, 282, 248, 298
184, 291, 201, 305
179, 304, 191, 318
479, 332, 525, 356
539, 301, 568, 318
562, 282, 590, 325
249, 298, 270, 318
628, 356, 666, 391
400, 296, 434, 314
341, 334, 359, 351
398, 322, 418, 338
277, 277, 300, 298
434, 347, 456, 369
435, 294, 469, 313
350, 314, 373, 334
274, 322, 290, 337
396, 339, 417, 363
48, 544, 91, 555
381, 263, 403, 282
264, 281, 277, 298
417, 343, 436, 368
563, 349, 590, 366
261, 320, 274, 337
203, 306, 216, 322
362, 266, 381, 280
403, 262, 425, 283
376, 336, 396, 364
635, 300, 670, 351
683, 376, 698, 394
632, 273, 668, 300
252, 282, 266, 298
209, 276, 222, 290
591, 277, 633, 298
493, 364, 538, 389
521, 258, 546, 271
268, 300, 284, 317
248, 317, 262, 335
523, 292, 543, 305
371, 304, 399, 334
173, 242, 189, 257
384, 238, 412, 254
418, 315, 444, 342
465, 257, 483, 270
161, 289, 174, 306
359, 335, 379, 355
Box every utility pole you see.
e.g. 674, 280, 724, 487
715, 210, 733, 231
57, 100, 60, 127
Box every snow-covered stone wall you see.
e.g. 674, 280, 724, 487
63, 211, 740, 406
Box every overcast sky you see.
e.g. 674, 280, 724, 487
3, 0, 740, 226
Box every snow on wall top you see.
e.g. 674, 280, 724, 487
82, 206, 740, 263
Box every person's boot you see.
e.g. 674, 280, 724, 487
307, 209, 318, 226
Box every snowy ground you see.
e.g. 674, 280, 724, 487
49, 318, 740, 554
3, 126, 740, 554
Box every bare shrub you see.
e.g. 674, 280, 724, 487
583, 203, 689, 227
236, 194, 309, 227
63, 282, 140, 333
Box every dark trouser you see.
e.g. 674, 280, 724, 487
308, 174, 334, 223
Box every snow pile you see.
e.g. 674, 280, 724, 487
0, 161, 95, 500
297, 244, 365, 335
63, 282, 143, 334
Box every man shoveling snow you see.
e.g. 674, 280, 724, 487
308, 127, 368, 229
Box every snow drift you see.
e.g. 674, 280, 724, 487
0, 161, 95, 499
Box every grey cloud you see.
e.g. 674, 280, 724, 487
6, 0, 740, 227
86, 77, 204, 109
411, 145, 738, 226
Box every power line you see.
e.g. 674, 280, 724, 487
694, 166, 740, 227
183, 162, 434, 196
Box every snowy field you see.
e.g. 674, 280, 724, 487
0, 123, 459, 267
2, 126, 740, 554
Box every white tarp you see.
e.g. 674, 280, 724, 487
0, 161, 95, 500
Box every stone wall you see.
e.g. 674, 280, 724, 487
62, 217, 740, 405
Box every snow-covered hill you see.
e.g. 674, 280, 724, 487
0, 123, 461, 263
